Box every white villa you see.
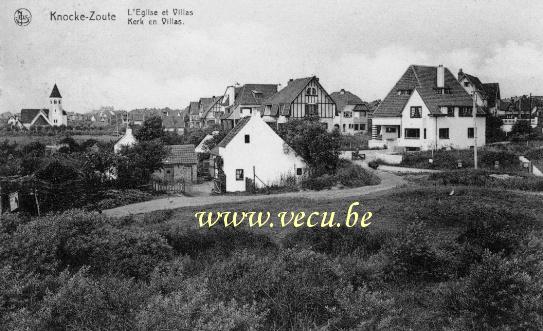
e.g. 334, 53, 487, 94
211, 112, 306, 192
113, 127, 137, 153
369, 65, 486, 151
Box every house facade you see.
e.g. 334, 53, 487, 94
219, 84, 279, 130
113, 127, 137, 153
154, 144, 198, 183
369, 65, 486, 151
261, 76, 337, 132
200, 96, 223, 128
211, 112, 306, 192
20, 84, 68, 129
458, 69, 501, 115
497, 96, 540, 133
330, 89, 371, 134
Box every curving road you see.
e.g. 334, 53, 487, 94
103, 167, 406, 218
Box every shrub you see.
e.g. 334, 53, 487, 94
137, 278, 266, 331
336, 162, 380, 187
383, 222, 442, 282
162, 226, 276, 257
437, 251, 543, 330
36, 268, 148, 331
204, 249, 344, 328
81, 226, 174, 279
301, 174, 336, 190
282, 226, 391, 256
92, 189, 153, 210
367, 160, 380, 169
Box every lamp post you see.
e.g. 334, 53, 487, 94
473, 92, 478, 169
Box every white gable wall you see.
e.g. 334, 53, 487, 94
220, 115, 306, 192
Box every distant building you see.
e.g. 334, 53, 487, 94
330, 89, 371, 134
220, 84, 279, 130
458, 69, 501, 115
370, 65, 486, 151
113, 127, 137, 153
211, 112, 306, 192
261, 76, 337, 132
20, 84, 68, 129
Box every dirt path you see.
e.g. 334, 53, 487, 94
103, 168, 407, 218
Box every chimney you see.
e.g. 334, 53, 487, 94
437, 65, 445, 88
458, 68, 463, 77
288, 78, 294, 85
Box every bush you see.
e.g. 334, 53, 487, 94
437, 251, 543, 330
383, 222, 443, 282
283, 226, 391, 256
137, 278, 265, 331
36, 268, 148, 331
368, 160, 380, 169
92, 189, 153, 210
162, 226, 276, 257
301, 174, 336, 190
336, 161, 380, 187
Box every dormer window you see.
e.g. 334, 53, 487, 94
397, 89, 412, 96
435, 88, 452, 95
464, 82, 470, 87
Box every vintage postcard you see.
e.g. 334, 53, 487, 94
1, 0, 543, 329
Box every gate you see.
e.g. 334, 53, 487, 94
151, 180, 185, 193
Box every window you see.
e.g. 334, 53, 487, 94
397, 89, 412, 95
241, 108, 252, 115
348, 124, 353, 129
360, 124, 366, 131
464, 82, 470, 87
244, 134, 250, 143
459, 107, 473, 117
354, 124, 359, 130
235, 169, 244, 181
296, 168, 303, 175
424, 128, 427, 139
385, 127, 396, 133
439, 128, 450, 139
435, 88, 452, 94
305, 104, 318, 117
404, 128, 420, 139
58, 100, 61, 104
410, 106, 422, 118
447, 107, 455, 117
344, 111, 352, 118
306, 87, 317, 96
54, 100, 57, 104
468, 127, 474, 138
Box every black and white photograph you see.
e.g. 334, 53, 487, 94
1, 0, 543, 329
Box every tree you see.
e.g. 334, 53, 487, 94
485, 115, 506, 143
278, 118, 341, 176
135, 116, 164, 142
202, 130, 229, 152
116, 140, 168, 188
510, 120, 532, 136
22, 141, 45, 157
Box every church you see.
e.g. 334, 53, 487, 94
20, 84, 68, 129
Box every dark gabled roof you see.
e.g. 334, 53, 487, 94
50, 84, 62, 98
263, 77, 313, 106
374, 65, 475, 117
189, 102, 200, 115
20, 109, 49, 123
162, 116, 185, 129
216, 116, 251, 148
235, 84, 278, 106
330, 89, 367, 112
163, 144, 197, 164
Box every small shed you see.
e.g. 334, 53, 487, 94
155, 144, 198, 183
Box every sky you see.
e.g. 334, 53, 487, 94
1, 0, 543, 114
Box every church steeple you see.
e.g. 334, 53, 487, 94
50, 84, 62, 98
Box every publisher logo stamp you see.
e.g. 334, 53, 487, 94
15, 8, 32, 26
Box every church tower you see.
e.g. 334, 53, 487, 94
49, 84, 66, 126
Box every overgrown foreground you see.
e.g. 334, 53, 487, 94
1, 188, 543, 330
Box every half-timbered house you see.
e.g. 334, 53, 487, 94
261, 76, 337, 131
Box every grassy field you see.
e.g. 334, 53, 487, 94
0, 134, 119, 146
127, 186, 543, 242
